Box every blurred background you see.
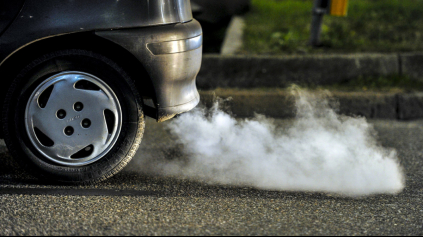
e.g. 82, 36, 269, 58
193, 0, 423, 54
191, 0, 251, 53
193, 0, 423, 91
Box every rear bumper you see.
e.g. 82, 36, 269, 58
96, 20, 202, 122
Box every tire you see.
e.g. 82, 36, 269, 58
2, 49, 145, 185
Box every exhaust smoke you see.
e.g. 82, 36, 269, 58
135, 88, 405, 196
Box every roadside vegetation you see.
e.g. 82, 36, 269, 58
242, 0, 423, 54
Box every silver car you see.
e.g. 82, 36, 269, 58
0, 0, 202, 184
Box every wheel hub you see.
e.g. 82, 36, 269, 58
25, 71, 122, 166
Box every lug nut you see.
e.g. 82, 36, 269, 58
82, 119, 91, 128
57, 109, 66, 119
74, 102, 84, 112
64, 126, 74, 136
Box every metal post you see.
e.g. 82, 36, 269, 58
309, 0, 329, 47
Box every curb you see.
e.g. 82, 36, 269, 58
198, 89, 423, 120
197, 53, 423, 89
220, 16, 245, 55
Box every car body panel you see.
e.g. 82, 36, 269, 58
0, 0, 193, 65
96, 20, 202, 121
0, 0, 25, 36
0, 0, 201, 122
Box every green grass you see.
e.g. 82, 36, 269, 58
242, 0, 423, 54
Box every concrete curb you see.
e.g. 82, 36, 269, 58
197, 53, 423, 89
220, 16, 245, 55
198, 89, 423, 120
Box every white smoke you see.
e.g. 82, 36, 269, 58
135, 88, 405, 197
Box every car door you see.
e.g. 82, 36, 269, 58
0, 0, 25, 36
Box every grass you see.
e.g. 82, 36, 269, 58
242, 0, 423, 54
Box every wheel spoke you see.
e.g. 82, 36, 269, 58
25, 71, 122, 165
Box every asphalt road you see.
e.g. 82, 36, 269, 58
0, 118, 422, 235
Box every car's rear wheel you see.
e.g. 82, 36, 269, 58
2, 49, 144, 184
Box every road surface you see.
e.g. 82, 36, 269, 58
0, 118, 422, 235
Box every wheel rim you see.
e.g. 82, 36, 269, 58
25, 71, 122, 166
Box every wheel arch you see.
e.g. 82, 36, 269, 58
0, 32, 157, 137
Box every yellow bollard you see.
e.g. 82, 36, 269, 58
330, 0, 349, 17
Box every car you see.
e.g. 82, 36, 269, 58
0, 0, 203, 184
